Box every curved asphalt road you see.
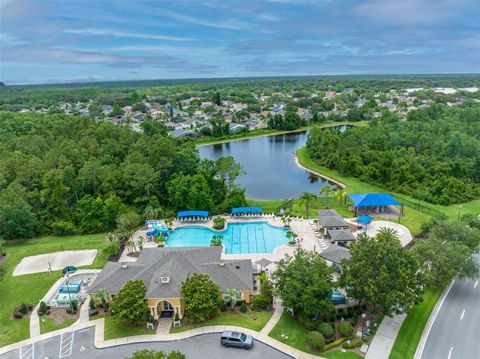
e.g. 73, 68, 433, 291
420, 254, 480, 359
0, 327, 292, 359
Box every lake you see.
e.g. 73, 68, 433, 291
198, 131, 330, 200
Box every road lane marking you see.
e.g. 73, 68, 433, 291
19, 344, 34, 359
448, 346, 453, 359
58, 332, 75, 358
415, 279, 455, 359
460, 309, 465, 320
474, 280, 478, 289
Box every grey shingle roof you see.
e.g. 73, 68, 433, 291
320, 245, 351, 264
317, 209, 340, 217
318, 215, 349, 228
328, 229, 356, 242
89, 247, 253, 298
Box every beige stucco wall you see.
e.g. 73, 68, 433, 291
148, 297, 183, 319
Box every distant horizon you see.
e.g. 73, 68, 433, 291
1, 0, 479, 85
4, 72, 480, 87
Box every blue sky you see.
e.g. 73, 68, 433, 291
1, 0, 479, 84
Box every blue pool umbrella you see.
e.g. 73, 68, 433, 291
356, 215, 374, 230
357, 215, 374, 224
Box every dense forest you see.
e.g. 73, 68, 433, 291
0, 112, 246, 239
306, 104, 480, 205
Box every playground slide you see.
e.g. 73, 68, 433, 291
146, 223, 169, 237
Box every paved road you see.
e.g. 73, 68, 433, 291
0, 327, 292, 359
420, 254, 480, 359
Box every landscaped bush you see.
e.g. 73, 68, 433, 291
324, 337, 350, 350
342, 339, 364, 349
71, 300, 78, 313
13, 307, 23, 319
252, 295, 270, 310
219, 301, 228, 312
212, 217, 226, 230
338, 321, 354, 337
240, 303, 247, 313
235, 299, 246, 306
89, 299, 96, 310
317, 322, 334, 337
19, 303, 29, 315
38, 301, 48, 315
306, 331, 325, 351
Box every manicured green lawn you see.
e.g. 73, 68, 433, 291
39, 316, 77, 334
296, 146, 480, 220
103, 315, 155, 340
170, 310, 273, 333
0, 233, 108, 347
389, 285, 444, 359
247, 197, 353, 218
269, 312, 362, 358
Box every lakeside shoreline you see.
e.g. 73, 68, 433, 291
293, 149, 347, 190
196, 121, 367, 147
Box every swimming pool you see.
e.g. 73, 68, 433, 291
166, 222, 288, 254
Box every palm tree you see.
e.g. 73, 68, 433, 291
376, 227, 398, 241
286, 230, 298, 245
336, 189, 347, 206
299, 192, 318, 218
224, 288, 240, 310
319, 184, 333, 208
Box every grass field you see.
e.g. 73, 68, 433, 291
296, 147, 480, 220
170, 310, 273, 333
39, 316, 77, 334
0, 233, 108, 347
269, 312, 362, 359
103, 315, 155, 340
389, 285, 444, 359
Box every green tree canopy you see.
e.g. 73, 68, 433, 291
342, 230, 425, 316
272, 249, 333, 317
181, 273, 220, 322
125, 349, 186, 359
109, 279, 149, 324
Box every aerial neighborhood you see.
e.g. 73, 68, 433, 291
1, 1, 480, 359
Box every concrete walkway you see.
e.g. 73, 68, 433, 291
260, 298, 283, 334
365, 314, 406, 359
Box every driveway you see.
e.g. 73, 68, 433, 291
0, 327, 292, 359
418, 254, 480, 359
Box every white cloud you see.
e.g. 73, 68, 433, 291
64, 28, 194, 42
161, 9, 252, 31
353, 0, 462, 25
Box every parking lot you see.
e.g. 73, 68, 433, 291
1, 327, 292, 359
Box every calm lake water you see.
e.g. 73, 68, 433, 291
198, 131, 329, 200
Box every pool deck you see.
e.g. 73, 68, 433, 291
119, 216, 323, 266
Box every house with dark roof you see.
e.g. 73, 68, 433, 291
328, 229, 357, 246
317, 209, 349, 235
320, 244, 351, 265
88, 247, 253, 320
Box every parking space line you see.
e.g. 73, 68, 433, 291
19, 343, 34, 359
58, 331, 75, 358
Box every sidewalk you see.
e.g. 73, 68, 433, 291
365, 314, 406, 359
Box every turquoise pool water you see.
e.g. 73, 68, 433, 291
166, 222, 288, 254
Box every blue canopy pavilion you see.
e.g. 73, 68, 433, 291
177, 210, 209, 222
348, 194, 402, 216
231, 207, 262, 217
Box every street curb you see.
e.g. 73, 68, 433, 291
413, 280, 454, 359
